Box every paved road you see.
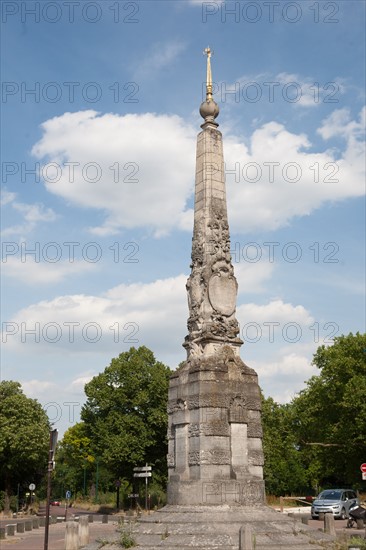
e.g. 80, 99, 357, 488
1, 517, 119, 550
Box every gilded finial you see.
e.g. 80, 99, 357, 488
200, 46, 219, 128
204, 46, 213, 101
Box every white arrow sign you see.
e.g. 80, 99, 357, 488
133, 472, 152, 478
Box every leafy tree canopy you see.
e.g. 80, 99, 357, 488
53, 422, 94, 498
0, 381, 50, 510
81, 346, 172, 481
262, 396, 309, 495
292, 332, 366, 488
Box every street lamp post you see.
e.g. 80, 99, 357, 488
44, 428, 58, 550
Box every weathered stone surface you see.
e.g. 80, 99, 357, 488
126, 505, 336, 549
168, 346, 265, 505
167, 56, 265, 507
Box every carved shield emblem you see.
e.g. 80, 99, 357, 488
208, 273, 237, 316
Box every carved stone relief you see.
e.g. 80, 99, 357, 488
188, 421, 230, 437
167, 453, 175, 468
188, 449, 231, 465
229, 395, 247, 423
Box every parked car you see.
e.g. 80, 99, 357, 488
50, 500, 61, 506
311, 489, 359, 519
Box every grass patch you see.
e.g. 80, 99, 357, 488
119, 528, 136, 548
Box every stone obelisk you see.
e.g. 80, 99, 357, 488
167, 48, 265, 507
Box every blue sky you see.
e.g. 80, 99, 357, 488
1, 0, 365, 436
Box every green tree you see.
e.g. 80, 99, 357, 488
0, 381, 50, 512
53, 422, 95, 499
262, 396, 308, 495
293, 332, 366, 488
81, 346, 171, 486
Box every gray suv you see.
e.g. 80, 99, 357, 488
311, 489, 359, 519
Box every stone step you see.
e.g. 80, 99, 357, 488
126, 506, 336, 549
132, 532, 328, 549
134, 547, 326, 550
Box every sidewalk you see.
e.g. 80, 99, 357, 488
0, 519, 119, 550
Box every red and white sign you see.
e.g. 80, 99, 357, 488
363, 473, 366, 481
360, 463, 366, 473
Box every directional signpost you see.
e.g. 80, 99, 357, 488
65, 490, 71, 520
133, 465, 152, 511
29, 483, 35, 506
360, 463, 366, 480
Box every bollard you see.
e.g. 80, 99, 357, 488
301, 515, 309, 525
0, 527, 6, 539
102, 514, 108, 524
65, 521, 79, 550
7, 525, 16, 536
17, 522, 25, 533
32, 518, 39, 529
356, 518, 364, 529
25, 519, 33, 531
319, 512, 325, 521
88, 514, 94, 523
78, 515, 89, 546
324, 513, 336, 536
39, 516, 46, 527
239, 524, 253, 550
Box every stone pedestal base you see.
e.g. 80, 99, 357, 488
167, 347, 265, 507
168, 478, 265, 506
128, 505, 336, 549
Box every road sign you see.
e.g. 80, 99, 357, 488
128, 493, 139, 498
362, 473, 366, 481
133, 466, 152, 472
360, 463, 366, 473
66, 490, 72, 499
29, 483, 36, 491
115, 480, 121, 487
133, 472, 152, 478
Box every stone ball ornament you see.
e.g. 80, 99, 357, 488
199, 99, 220, 121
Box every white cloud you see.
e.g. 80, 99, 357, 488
235, 261, 275, 294
251, 353, 318, 402
237, 299, 314, 345
2, 257, 97, 285
1, 192, 57, 237
1, 190, 16, 206
276, 72, 346, 108
20, 379, 57, 397
218, 72, 346, 109
31, 111, 195, 237
225, 113, 365, 233
2, 275, 188, 357
69, 373, 95, 392
189, 0, 224, 5
317, 106, 366, 140
133, 41, 187, 79
12, 202, 57, 223
31, 108, 365, 236
238, 299, 313, 326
